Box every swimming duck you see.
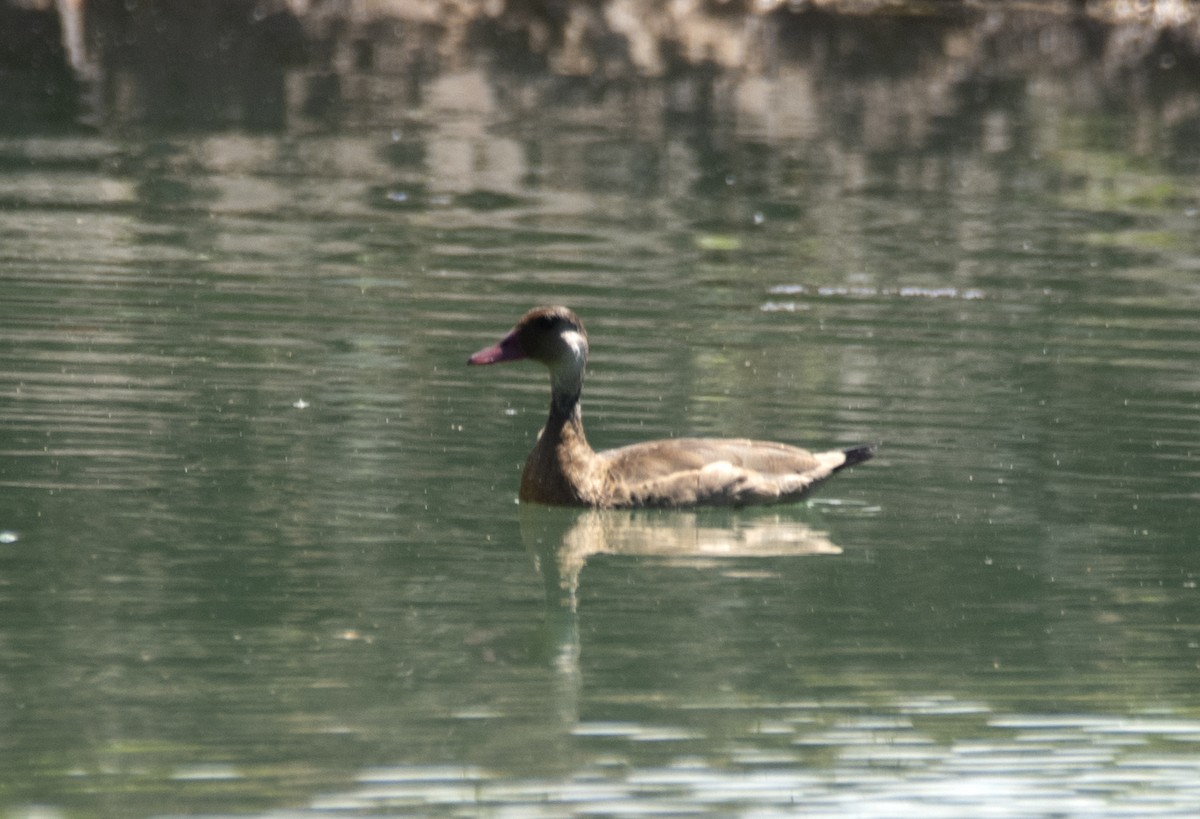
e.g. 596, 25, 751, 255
468, 306, 874, 508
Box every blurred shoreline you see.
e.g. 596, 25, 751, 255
2, 0, 1198, 132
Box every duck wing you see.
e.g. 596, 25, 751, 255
596, 439, 873, 508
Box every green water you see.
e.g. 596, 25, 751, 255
1, 14, 1199, 818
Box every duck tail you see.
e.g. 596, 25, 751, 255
839, 443, 877, 469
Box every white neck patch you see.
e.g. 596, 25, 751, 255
561, 330, 585, 359
551, 329, 587, 397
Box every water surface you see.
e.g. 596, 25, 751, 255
1, 12, 1199, 818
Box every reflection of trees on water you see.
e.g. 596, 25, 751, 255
3, 0, 1199, 141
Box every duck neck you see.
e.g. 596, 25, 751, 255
549, 336, 586, 416
519, 340, 596, 505
545, 387, 588, 450
550, 378, 582, 420
520, 384, 595, 505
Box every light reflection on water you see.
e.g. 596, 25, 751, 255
293, 706, 1200, 818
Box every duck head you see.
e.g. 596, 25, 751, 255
468, 306, 589, 409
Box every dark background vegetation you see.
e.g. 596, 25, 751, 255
2, 0, 1198, 138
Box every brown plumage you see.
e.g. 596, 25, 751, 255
468, 306, 875, 508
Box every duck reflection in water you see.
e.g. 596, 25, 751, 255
520, 505, 844, 687
521, 506, 842, 613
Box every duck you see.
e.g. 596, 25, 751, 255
468, 306, 875, 508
